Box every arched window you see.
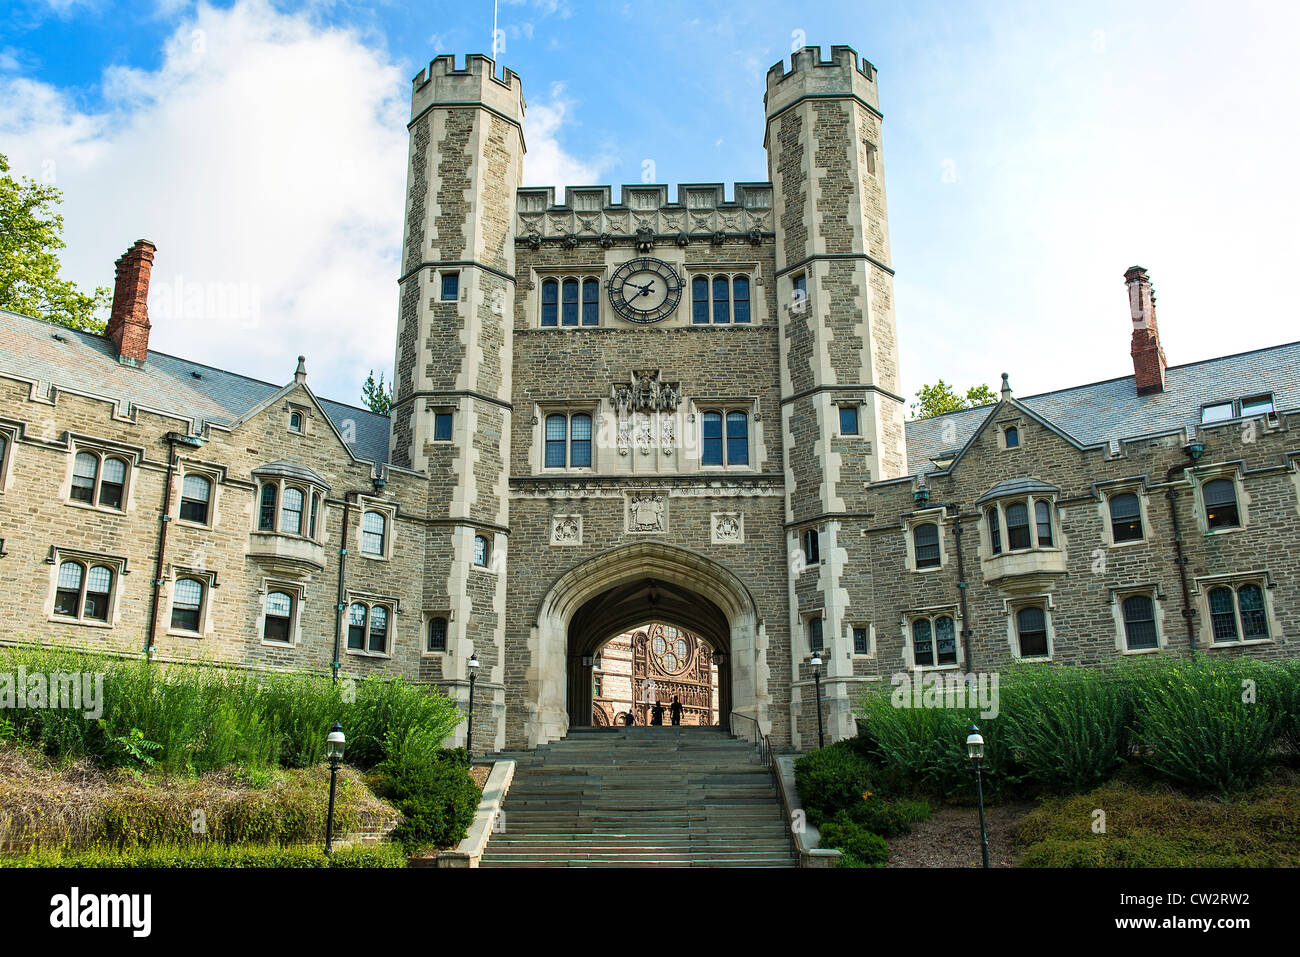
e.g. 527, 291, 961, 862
1109, 493, 1143, 542
692, 276, 709, 324
911, 618, 932, 666
934, 616, 957, 664
171, 577, 204, 633
1209, 587, 1237, 642
561, 278, 579, 326
541, 278, 558, 326
263, 591, 293, 643
913, 523, 940, 569
428, 616, 448, 652
258, 484, 277, 531
71, 452, 98, 503
701, 411, 723, 465
912, 615, 957, 667
725, 411, 748, 465
289, 411, 303, 432
1004, 426, 1019, 448
361, 511, 387, 556
570, 413, 592, 467
545, 414, 567, 467
987, 506, 1001, 554
1238, 584, 1268, 639
474, 534, 490, 568
368, 605, 388, 653
347, 602, 367, 649
712, 276, 730, 324
180, 474, 212, 524
54, 560, 113, 622
1122, 595, 1157, 650
732, 276, 750, 323
582, 278, 599, 325
1016, 606, 1048, 657
281, 486, 304, 535
1005, 502, 1031, 550
1203, 479, 1239, 529
71, 451, 128, 509
1035, 501, 1053, 547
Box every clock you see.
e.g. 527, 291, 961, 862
607, 257, 682, 324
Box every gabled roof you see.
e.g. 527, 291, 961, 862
0, 308, 391, 465
905, 340, 1300, 476
976, 478, 1060, 504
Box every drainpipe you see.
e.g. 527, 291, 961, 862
146, 432, 204, 663
951, 508, 975, 673
1165, 456, 1199, 656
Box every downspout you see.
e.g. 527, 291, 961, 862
951, 508, 975, 673
1165, 459, 1198, 656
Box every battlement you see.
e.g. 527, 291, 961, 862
411, 53, 526, 122
516, 182, 774, 215
765, 44, 875, 89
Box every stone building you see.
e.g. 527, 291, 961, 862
592, 624, 720, 727
0, 45, 1297, 754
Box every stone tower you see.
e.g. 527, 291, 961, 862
765, 46, 906, 744
390, 55, 525, 750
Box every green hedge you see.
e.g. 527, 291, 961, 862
793, 740, 874, 826
0, 842, 407, 868
370, 736, 480, 852
0, 646, 462, 775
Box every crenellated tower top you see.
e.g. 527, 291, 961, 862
763, 44, 878, 118
411, 53, 526, 125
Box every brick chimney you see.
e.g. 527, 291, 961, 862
107, 239, 156, 366
1126, 265, 1166, 395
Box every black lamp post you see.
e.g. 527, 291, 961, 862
967, 723, 990, 869
809, 651, 824, 749
466, 653, 479, 757
324, 721, 345, 855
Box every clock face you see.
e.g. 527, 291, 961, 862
607, 257, 682, 324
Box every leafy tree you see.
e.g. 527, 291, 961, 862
0, 153, 109, 331
361, 370, 392, 415
911, 379, 998, 419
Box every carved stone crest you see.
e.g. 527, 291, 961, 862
711, 511, 744, 544
627, 492, 667, 533
635, 226, 655, 253
551, 514, 582, 545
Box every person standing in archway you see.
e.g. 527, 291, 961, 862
670, 696, 683, 726
651, 700, 664, 725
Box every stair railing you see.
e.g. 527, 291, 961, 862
728, 710, 772, 768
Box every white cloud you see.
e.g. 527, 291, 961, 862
0, 0, 602, 407
521, 82, 609, 199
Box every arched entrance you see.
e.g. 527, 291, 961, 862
528, 541, 769, 747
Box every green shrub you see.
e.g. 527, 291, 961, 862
0, 841, 406, 868
1131, 658, 1279, 792
371, 734, 479, 852
818, 817, 888, 866
794, 741, 874, 826
857, 689, 1009, 799
998, 665, 1131, 792
841, 797, 930, 837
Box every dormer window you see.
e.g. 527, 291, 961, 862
1240, 394, 1274, 417
1201, 394, 1276, 424
288, 411, 303, 432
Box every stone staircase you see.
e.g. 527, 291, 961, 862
479, 725, 798, 868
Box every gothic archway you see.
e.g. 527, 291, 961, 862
528, 541, 770, 747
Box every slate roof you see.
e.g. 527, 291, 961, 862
976, 478, 1061, 504
906, 341, 1300, 476
0, 308, 391, 466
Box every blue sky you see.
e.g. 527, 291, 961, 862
2, 0, 1298, 411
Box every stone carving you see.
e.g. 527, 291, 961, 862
635, 226, 655, 252
748, 227, 763, 246
615, 370, 681, 414
628, 492, 667, 532
598, 232, 615, 249
675, 231, 690, 247
712, 511, 744, 544
635, 414, 654, 455
524, 232, 541, 251
711, 231, 726, 246
660, 415, 675, 456
561, 233, 578, 249
551, 514, 582, 545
